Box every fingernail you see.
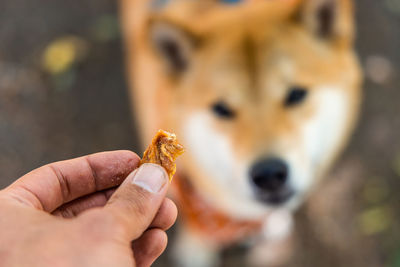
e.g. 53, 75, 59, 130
131, 163, 168, 193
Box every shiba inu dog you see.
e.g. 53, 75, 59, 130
120, 0, 362, 266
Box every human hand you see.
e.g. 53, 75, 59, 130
0, 151, 177, 267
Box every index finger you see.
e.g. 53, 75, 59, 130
3, 150, 140, 212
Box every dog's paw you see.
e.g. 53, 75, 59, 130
172, 228, 220, 267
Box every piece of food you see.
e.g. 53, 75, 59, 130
140, 129, 185, 181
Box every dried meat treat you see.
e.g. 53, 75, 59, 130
140, 129, 185, 181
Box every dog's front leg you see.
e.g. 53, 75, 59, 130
246, 234, 294, 267
172, 225, 221, 267
247, 210, 295, 267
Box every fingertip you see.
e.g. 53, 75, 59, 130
133, 229, 168, 267
114, 150, 141, 165
163, 198, 178, 226
150, 198, 178, 230
151, 229, 168, 255
86, 150, 141, 176
90, 150, 141, 172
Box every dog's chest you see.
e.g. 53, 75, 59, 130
171, 173, 263, 246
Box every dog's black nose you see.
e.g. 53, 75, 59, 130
250, 158, 288, 193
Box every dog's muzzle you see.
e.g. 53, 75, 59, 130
249, 158, 294, 205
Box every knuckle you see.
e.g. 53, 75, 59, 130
46, 163, 71, 202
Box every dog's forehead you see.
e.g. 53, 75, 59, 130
205, 26, 354, 90
150, 0, 301, 35
199, 30, 294, 95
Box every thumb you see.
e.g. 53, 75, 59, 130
83, 163, 169, 242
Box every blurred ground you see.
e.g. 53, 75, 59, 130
0, 0, 399, 266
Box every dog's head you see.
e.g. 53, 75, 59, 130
128, 0, 362, 219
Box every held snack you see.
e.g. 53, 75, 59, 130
140, 129, 185, 181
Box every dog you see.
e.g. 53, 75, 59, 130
120, 0, 362, 266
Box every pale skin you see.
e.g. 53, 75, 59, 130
0, 150, 178, 267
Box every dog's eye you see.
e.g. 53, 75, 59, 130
284, 87, 308, 107
211, 101, 236, 119
157, 38, 187, 72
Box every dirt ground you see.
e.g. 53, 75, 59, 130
0, 0, 399, 266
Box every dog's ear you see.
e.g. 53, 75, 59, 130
149, 21, 199, 73
298, 0, 354, 45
